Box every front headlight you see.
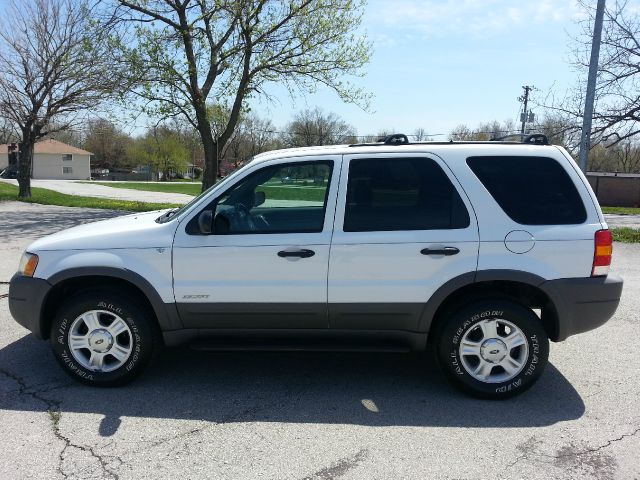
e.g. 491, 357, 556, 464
18, 252, 39, 277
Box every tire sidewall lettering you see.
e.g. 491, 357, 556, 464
51, 293, 150, 385
441, 303, 548, 397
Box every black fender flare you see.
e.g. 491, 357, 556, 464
45, 267, 182, 332
417, 270, 547, 333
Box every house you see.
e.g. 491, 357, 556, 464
0, 139, 92, 180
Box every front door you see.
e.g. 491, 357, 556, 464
173, 157, 340, 329
328, 153, 479, 331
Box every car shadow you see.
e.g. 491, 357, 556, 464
0, 334, 585, 437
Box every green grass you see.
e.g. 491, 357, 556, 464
81, 181, 202, 195
256, 185, 326, 202
602, 206, 640, 215
0, 182, 180, 212
611, 227, 640, 243
83, 180, 327, 202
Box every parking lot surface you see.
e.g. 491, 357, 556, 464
0, 201, 638, 479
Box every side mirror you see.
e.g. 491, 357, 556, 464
253, 191, 266, 207
197, 210, 213, 234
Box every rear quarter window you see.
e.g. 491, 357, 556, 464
466, 156, 587, 225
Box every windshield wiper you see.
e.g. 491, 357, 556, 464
156, 208, 179, 223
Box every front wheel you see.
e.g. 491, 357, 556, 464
50, 290, 159, 387
436, 299, 549, 399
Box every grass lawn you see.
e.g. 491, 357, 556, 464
84, 180, 328, 202
602, 206, 640, 215
0, 182, 180, 212
611, 227, 640, 243
82, 181, 202, 195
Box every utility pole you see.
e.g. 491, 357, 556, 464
519, 86, 534, 134
579, 0, 606, 173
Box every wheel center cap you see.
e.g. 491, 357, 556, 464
88, 329, 113, 353
480, 338, 507, 363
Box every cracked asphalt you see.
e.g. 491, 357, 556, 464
0, 201, 639, 480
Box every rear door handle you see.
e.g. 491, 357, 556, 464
420, 246, 460, 256
278, 249, 315, 258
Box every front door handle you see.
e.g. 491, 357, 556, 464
420, 246, 460, 256
278, 249, 315, 258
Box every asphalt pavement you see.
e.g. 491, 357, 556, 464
0, 201, 638, 479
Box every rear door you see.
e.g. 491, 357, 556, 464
328, 153, 479, 331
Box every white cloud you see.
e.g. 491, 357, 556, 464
366, 0, 583, 39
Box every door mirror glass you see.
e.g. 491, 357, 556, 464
197, 210, 213, 234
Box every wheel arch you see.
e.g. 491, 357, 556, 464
40, 267, 181, 339
421, 270, 560, 344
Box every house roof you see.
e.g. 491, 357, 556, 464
1, 139, 93, 156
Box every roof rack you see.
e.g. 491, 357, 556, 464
349, 132, 550, 147
490, 133, 549, 145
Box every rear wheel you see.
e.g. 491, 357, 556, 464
436, 299, 549, 399
50, 290, 158, 386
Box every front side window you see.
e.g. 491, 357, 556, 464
198, 161, 333, 235
343, 157, 470, 232
62, 166, 73, 174
466, 156, 587, 225
62, 154, 72, 161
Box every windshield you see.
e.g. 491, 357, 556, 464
155, 163, 252, 224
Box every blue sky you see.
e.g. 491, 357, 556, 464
251, 0, 587, 138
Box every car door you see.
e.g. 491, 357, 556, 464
173, 156, 340, 329
328, 153, 479, 331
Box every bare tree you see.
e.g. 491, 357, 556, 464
611, 140, 640, 173
0, 118, 17, 145
285, 108, 356, 147
0, 0, 123, 197
449, 120, 518, 141
549, 1, 640, 148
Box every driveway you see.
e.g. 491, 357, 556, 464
0, 179, 193, 204
605, 213, 640, 229
0, 201, 638, 479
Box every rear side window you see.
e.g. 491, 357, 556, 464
343, 157, 470, 232
466, 156, 586, 225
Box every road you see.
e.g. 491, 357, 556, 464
0, 201, 638, 479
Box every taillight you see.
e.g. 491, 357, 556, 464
592, 229, 613, 277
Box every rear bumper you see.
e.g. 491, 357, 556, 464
8, 273, 52, 339
540, 274, 623, 341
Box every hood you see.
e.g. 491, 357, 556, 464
27, 209, 179, 252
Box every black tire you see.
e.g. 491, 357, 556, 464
436, 299, 549, 399
50, 290, 159, 387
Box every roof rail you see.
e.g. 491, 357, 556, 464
349, 132, 550, 147
490, 133, 549, 145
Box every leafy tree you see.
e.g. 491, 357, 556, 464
285, 107, 356, 147
113, 0, 371, 190
129, 127, 190, 180
0, 0, 124, 197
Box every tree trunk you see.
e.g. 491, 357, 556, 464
17, 138, 34, 199
199, 119, 218, 191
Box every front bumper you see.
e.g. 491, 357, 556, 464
8, 273, 52, 339
540, 274, 624, 341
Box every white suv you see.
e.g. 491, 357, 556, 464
9, 134, 623, 399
